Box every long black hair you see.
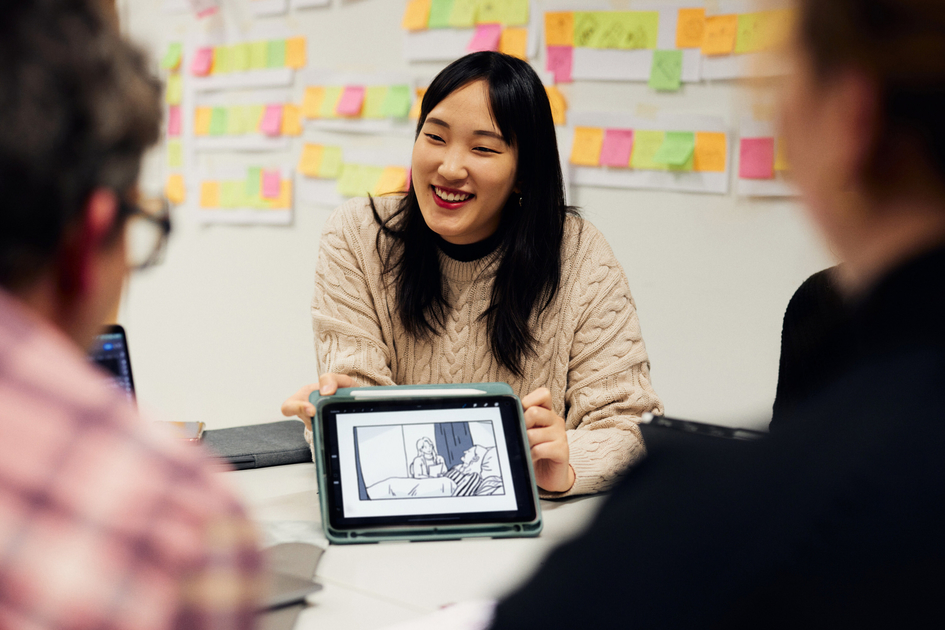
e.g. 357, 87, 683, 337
370, 52, 577, 377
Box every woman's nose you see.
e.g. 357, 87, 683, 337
438, 146, 467, 181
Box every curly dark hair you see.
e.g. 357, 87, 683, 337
0, 0, 162, 290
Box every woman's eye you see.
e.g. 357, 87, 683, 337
424, 133, 444, 143
474, 146, 498, 154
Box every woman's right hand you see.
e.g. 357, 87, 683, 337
280, 374, 355, 431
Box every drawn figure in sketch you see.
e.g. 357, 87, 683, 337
410, 437, 447, 479
445, 445, 504, 497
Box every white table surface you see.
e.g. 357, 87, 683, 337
224, 463, 606, 630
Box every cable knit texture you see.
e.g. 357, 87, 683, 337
310, 197, 663, 497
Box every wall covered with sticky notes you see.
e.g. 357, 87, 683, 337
125, 0, 829, 437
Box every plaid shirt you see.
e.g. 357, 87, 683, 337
0, 290, 263, 630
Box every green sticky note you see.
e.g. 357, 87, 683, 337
319, 146, 343, 179
247, 105, 264, 133
336, 163, 363, 197
160, 42, 183, 70
267, 39, 286, 69
630, 130, 667, 170
221, 180, 242, 208
428, 0, 453, 28
166, 140, 183, 168
649, 49, 683, 91
619, 11, 659, 49
448, 0, 477, 27
498, 0, 528, 26
165, 74, 183, 105
209, 107, 228, 136
213, 46, 231, 74
573, 12, 602, 48
231, 43, 250, 72
363, 86, 388, 119
249, 41, 268, 70
653, 131, 696, 167
359, 166, 385, 196
226, 106, 245, 135
381, 84, 412, 118
319, 86, 343, 118
246, 167, 262, 198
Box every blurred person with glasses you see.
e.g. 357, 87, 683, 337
0, 1, 261, 629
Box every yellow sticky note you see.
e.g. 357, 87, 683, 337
194, 106, 212, 136
545, 12, 574, 47
200, 181, 220, 208
702, 14, 739, 56
498, 28, 528, 60
281, 104, 303, 136
211, 45, 230, 74
448, 0, 478, 27
570, 127, 604, 166
409, 88, 427, 120
231, 43, 250, 72
374, 166, 408, 196
302, 86, 325, 119
249, 40, 269, 70
403, 0, 432, 31
630, 130, 667, 170
298, 143, 323, 177
318, 146, 344, 179
319, 87, 343, 119
269, 180, 292, 210
286, 36, 307, 69
735, 10, 794, 54
165, 174, 186, 205
166, 140, 183, 168
545, 85, 566, 126
676, 8, 705, 48
774, 136, 790, 171
693, 132, 727, 173
247, 105, 265, 132
165, 74, 183, 105
497, 0, 529, 26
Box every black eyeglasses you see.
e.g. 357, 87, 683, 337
120, 197, 172, 271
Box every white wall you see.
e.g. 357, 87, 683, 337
119, 0, 834, 433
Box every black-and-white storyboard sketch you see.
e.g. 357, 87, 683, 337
354, 421, 505, 500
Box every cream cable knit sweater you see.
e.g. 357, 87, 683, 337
309, 197, 663, 497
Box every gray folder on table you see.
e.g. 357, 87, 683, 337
203, 420, 312, 470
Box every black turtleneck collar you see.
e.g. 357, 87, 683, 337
436, 226, 504, 262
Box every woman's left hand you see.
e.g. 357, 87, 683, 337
522, 387, 575, 493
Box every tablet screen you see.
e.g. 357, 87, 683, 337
320, 395, 537, 530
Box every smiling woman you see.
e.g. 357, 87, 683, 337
284, 52, 663, 497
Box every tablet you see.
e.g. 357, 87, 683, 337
311, 383, 542, 544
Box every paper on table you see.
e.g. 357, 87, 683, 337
191, 47, 213, 76
402, 0, 431, 31
653, 132, 695, 168
599, 129, 634, 168
498, 28, 528, 59
676, 8, 705, 49
336, 86, 366, 117
382, 85, 413, 118
630, 130, 667, 170
267, 40, 287, 69
260, 104, 283, 136
165, 174, 186, 204
262, 169, 281, 198
200, 181, 220, 208
250, 41, 269, 70
739, 137, 775, 179
302, 86, 325, 118
209, 107, 228, 136
448, 0, 477, 27
319, 146, 343, 178
298, 144, 323, 177
319, 87, 343, 118
363, 86, 388, 119
702, 15, 738, 56
694, 132, 727, 173
428, 0, 453, 29
374, 166, 408, 195
467, 24, 502, 52
194, 107, 212, 136
649, 50, 682, 91
545, 86, 567, 125
167, 140, 183, 167
545, 12, 574, 47
281, 104, 303, 135
165, 74, 183, 105
231, 43, 250, 72
286, 36, 307, 68
167, 105, 182, 136
546, 46, 573, 83
161, 42, 183, 70
570, 127, 604, 166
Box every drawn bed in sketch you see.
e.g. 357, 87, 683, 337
353, 420, 506, 500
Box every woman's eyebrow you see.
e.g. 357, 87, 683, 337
425, 116, 506, 142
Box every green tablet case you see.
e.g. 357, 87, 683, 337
310, 383, 543, 544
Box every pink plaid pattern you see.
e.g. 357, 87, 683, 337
0, 290, 262, 630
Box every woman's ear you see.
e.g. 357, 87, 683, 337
829, 70, 882, 190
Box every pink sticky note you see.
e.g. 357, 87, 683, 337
260, 104, 284, 137
167, 105, 182, 137
467, 24, 503, 53
600, 129, 635, 168
262, 170, 281, 199
546, 46, 574, 83
739, 137, 776, 179
336, 86, 366, 116
191, 47, 213, 76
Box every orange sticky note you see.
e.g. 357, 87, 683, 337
374, 166, 409, 195
545, 85, 567, 125
298, 143, 323, 177
498, 28, 528, 59
693, 132, 727, 173
402, 0, 431, 31
286, 36, 306, 69
281, 104, 303, 136
570, 127, 604, 166
702, 14, 739, 56
194, 107, 213, 136
302, 86, 325, 118
199, 181, 220, 208
409, 88, 427, 120
676, 8, 705, 48
545, 12, 574, 47
165, 174, 186, 205
774, 136, 790, 171
269, 180, 292, 210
